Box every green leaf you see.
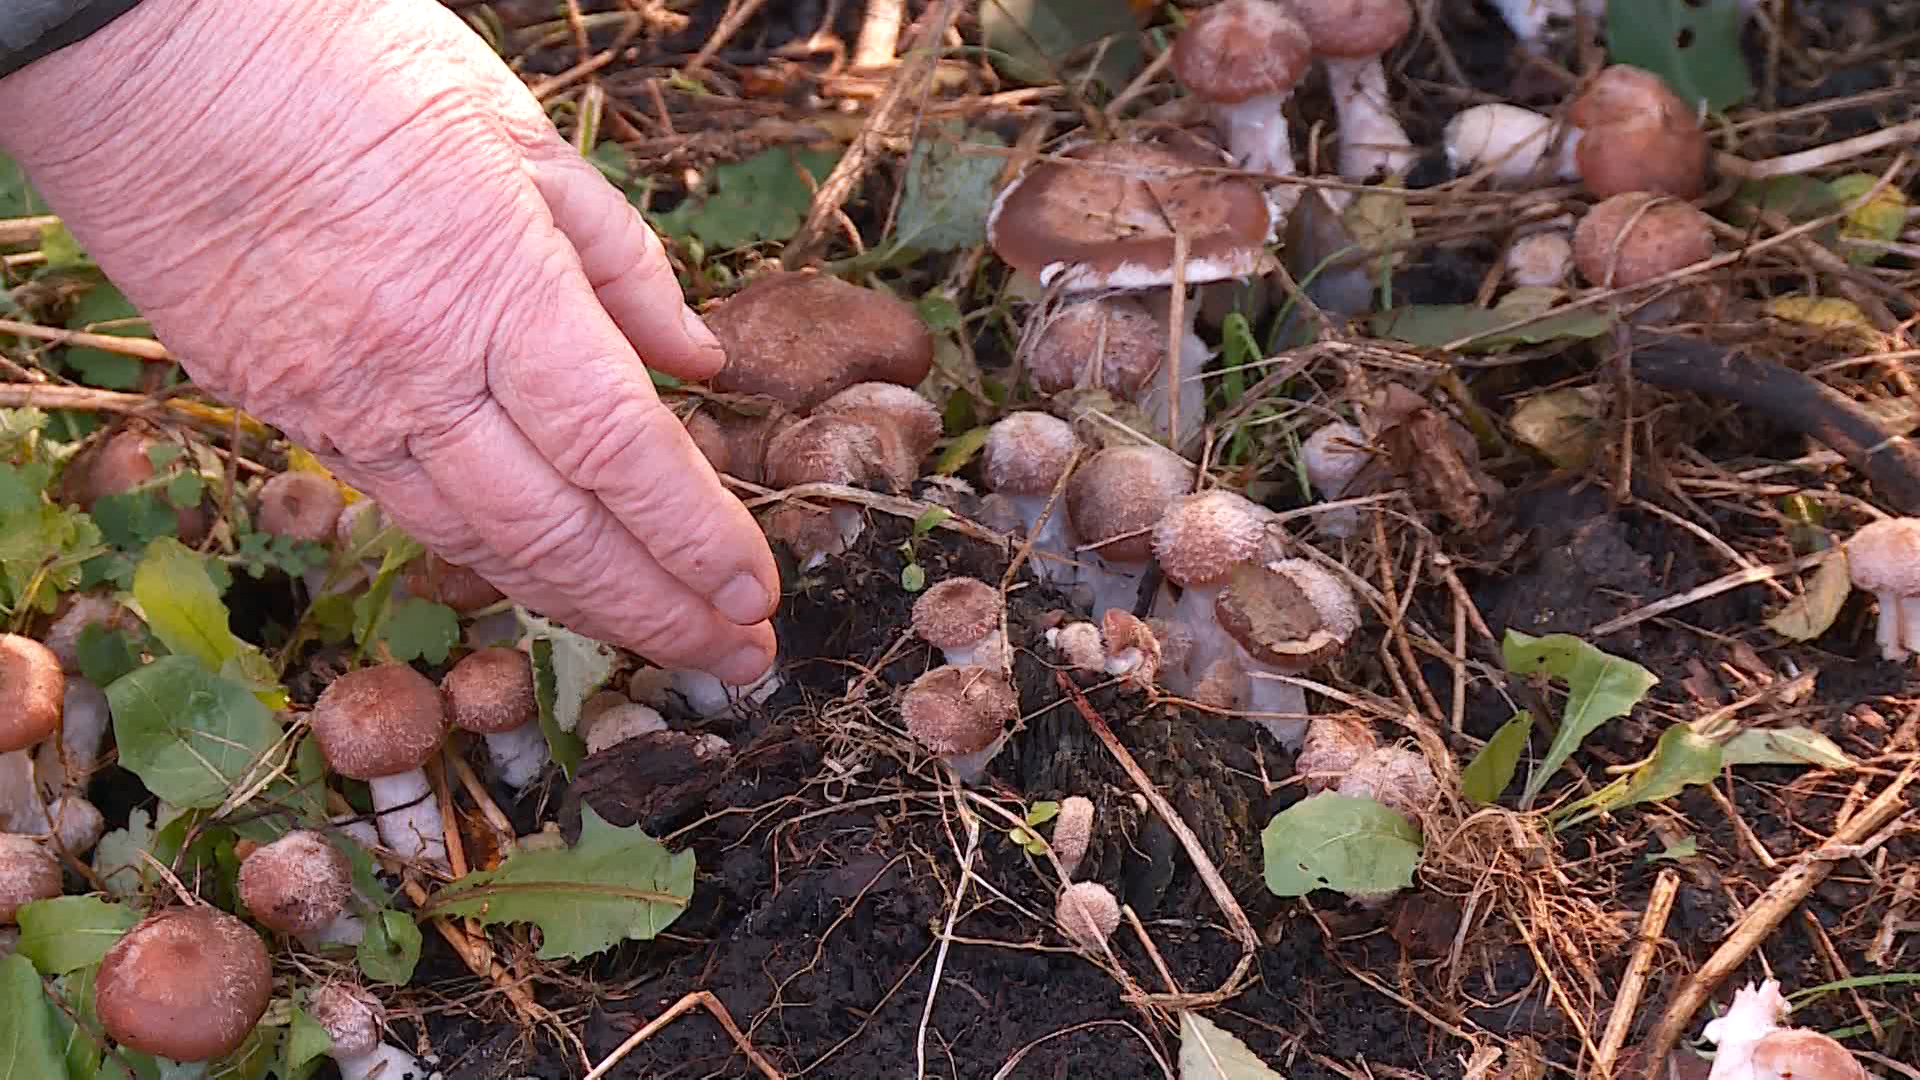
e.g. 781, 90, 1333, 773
0, 461, 104, 616
1503, 630, 1659, 806
357, 909, 422, 985
92, 807, 159, 899
1261, 792, 1422, 898
1554, 723, 1721, 827
74, 623, 143, 688
64, 283, 155, 391
14, 897, 138, 975
520, 607, 608, 779
932, 425, 991, 477
0, 954, 67, 1080
377, 598, 460, 664
1721, 726, 1855, 770
1178, 1011, 1285, 1080
132, 536, 242, 671
1461, 711, 1532, 805
979, 0, 1142, 90
1370, 302, 1611, 353
1827, 173, 1909, 267
649, 146, 841, 251
887, 126, 1007, 256
284, 1006, 333, 1076
50, 964, 120, 1080
900, 562, 926, 593
105, 654, 284, 808
912, 506, 953, 537
428, 806, 695, 960
1646, 835, 1698, 863
1605, 0, 1752, 111
0, 152, 43, 216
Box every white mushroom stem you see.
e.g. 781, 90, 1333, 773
1872, 589, 1920, 661
331, 1041, 425, 1080
1243, 659, 1311, 749
941, 732, 1009, 785
304, 909, 367, 949
940, 632, 1010, 670
366, 770, 447, 867
1080, 556, 1150, 621
1213, 94, 1297, 177
1323, 56, 1416, 180
1137, 290, 1210, 450
479, 723, 549, 791
0, 750, 47, 833
42, 794, 104, 856
1000, 494, 1081, 587
671, 664, 783, 719
1160, 584, 1235, 692
36, 677, 111, 797
1443, 103, 1579, 185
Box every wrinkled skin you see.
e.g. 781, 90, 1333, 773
0, 0, 779, 683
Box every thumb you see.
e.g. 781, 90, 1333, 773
524, 149, 725, 382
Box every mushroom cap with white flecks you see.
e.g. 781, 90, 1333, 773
442, 646, 538, 736
0, 633, 63, 753
703, 271, 934, 411
1027, 295, 1167, 399
911, 577, 1002, 650
982, 412, 1079, 497
1171, 0, 1313, 104
1067, 445, 1195, 565
95, 906, 273, 1062
1845, 517, 1920, 595
1151, 489, 1271, 587
307, 983, 386, 1061
1054, 880, 1121, 948
309, 663, 449, 780
900, 665, 1019, 757
238, 830, 353, 935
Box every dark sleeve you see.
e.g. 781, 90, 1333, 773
0, 0, 146, 81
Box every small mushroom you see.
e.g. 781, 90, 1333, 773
1054, 881, 1122, 951
1505, 229, 1575, 288
1213, 558, 1362, 747
1044, 610, 1162, 689
95, 906, 273, 1065
1565, 64, 1710, 200
980, 411, 1082, 587
761, 383, 942, 568
1442, 103, 1579, 187
1295, 713, 1379, 793
401, 553, 505, 614
237, 830, 363, 946
309, 664, 451, 867
1336, 745, 1440, 818
1051, 795, 1095, 879
306, 983, 426, 1080
582, 701, 669, 756
255, 471, 345, 542
1151, 489, 1274, 689
1844, 517, 1920, 661
0, 634, 63, 835
1170, 0, 1314, 178
442, 646, 547, 790
911, 577, 1008, 668
1024, 295, 1207, 446
703, 271, 934, 412
1572, 192, 1717, 323
0, 834, 61, 926
67, 425, 209, 543
1299, 420, 1372, 539
1066, 444, 1195, 618
900, 665, 1020, 784
1703, 979, 1867, 1080
1290, 0, 1417, 180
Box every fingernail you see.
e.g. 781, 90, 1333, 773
714, 572, 773, 624
721, 641, 775, 685
681, 305, 725, 363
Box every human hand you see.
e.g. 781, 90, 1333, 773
0, 0, 780, 683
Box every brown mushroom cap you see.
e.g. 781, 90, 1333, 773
1171, 0, 1313, 104
703, 272, 935, 411
982, 412, 1079, 497
1845, 517, 1920, 595
1066, 445, 1195, 565
306, 984, 385, 1061
900, 665, 1019, 757
1295, 713, 1379, 793
70, 427, 209, 543
0, 633, 64, 753
1572, 193, 1715, 289
1027, 296, 1166, 399
1150, 489, 1271, 588
1288, 0, 1412, 58
1052, 795, 1095, 876
441, 646, 537, 736
95, 906, 273, 1063
402, 553, 505, 614
309, 663, 449, 780
1566, 66, 1709, 199
1567, 64, 1697, 132
255, 471, 345, 543
1054, 881, 1121, 949
911, 578, 1002, 649
682, 407, 797, 486
237, 830, 353, 936
763, 412, 900, 492
987, 138, 1275, 291
1215, 558, 1361, 672
1337, 745, 1439, 816
1749, 1029, 1868, 1080
811, 382, 944, 485
0, 834, 61, 924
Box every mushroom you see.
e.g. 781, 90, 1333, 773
1289, 0, 1417, 181
1051, 795, 1095, 879
1844, 517, 1920, 661
1336, 745, 1440, 817
1044, 610, 1163, 689
67, 425, 209, 543
1504, 229, 1575, 288
1299, 419, 1372, 538
1702, 979, 1867, 1080
441, 646, 547, 791
308, 664, 451, 867
1564, 64, 1710, 200
1295, 713, 1379, 793
306, 983, 426, 1080
979, 411, 1082, 586
237, 829, 364, 947
1066, 444, 1195, 618
255, 471, 345, 542
1212, 558, 1362, 747
703, 271, 934, 412
900, 665, 1020, 784
401, 553, 505, 614
1151, 489, 1274, 689
95, 905, 273, 1067
1442, 103, 1579, 187
911, 577, 1009, 668
987, 137, 1277, 292
1572, 192, 1717, 322
760, 383, 942, 569
1023, 295, 1208, 447
682, 404, 798, 486
0, 834, 62, 926
0, 634, 62, 834
1054, 881, 1121, 951
581, 701, 669, 756
1170, 0, 1314, 179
